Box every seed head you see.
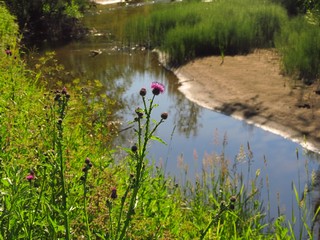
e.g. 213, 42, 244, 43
230, 196, 237, 202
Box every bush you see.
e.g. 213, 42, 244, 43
3, 0, 93, 44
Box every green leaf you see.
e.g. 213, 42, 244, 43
150, 135, 167, 145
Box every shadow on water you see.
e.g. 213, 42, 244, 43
39, 2, 320, 237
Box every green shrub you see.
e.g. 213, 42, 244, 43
3, 0, 92, 44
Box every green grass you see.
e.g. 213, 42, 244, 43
275, 16, 320, 82
125, 0, 320, 81
0, 3, 319, 239
0, 2, 19, 50
125, 0, 287, 64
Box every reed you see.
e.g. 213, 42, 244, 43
275, 16, 320, 82
125, 0, 287, 64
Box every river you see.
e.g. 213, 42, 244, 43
45, 2, 320, 236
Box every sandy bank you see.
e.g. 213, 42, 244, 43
164, 49, 320, 153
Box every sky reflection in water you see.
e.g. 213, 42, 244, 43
115, 52, 319, 227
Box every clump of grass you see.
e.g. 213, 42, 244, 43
275, 16, 320, 82
125, 0, 287, 64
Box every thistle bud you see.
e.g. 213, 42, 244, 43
161, 112, 168, 120
139, 88, 147, 97
131, 145, 138, 153
111, 187, 117, 199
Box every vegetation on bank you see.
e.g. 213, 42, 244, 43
275, 16, 320, 82
125, 0, 320, 81
0, 2, 319, 240
125, 0, 287, 64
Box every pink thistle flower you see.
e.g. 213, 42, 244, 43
26, 175, 34, 181
26, 170, 35, 182
26, 174, 35, 181
151, 82, 165, 95
62, 87, 67, 95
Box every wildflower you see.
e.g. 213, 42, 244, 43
82, 158, 93, 172
151, 82, 165, 95
85, 157, 91, 165
61, 87, 70, 99
26, 170, 35, 182
161, 112, 168, 120
26, 174, 35, 181
139, 88, 147, 97
62, 87, 67, 95
111, 187, 117, 199
5, 47, 12, 56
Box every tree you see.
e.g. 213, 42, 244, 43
4, 0, 94, 44
303, 0, 320, 25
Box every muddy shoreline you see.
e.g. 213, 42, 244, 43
159, 49, 320, 153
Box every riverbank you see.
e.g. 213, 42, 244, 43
167, 49, 320, 153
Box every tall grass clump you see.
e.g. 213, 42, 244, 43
275, 16, 320, 82
0, 3, 19, 50
125, 0, 287, 64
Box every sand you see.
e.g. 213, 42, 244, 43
168, 49, 320, 153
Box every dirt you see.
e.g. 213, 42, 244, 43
171, 49, 320, 152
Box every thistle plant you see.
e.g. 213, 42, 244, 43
51, 87, 71, 239
81, 157, 93, 239
109, 82, 168, 240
